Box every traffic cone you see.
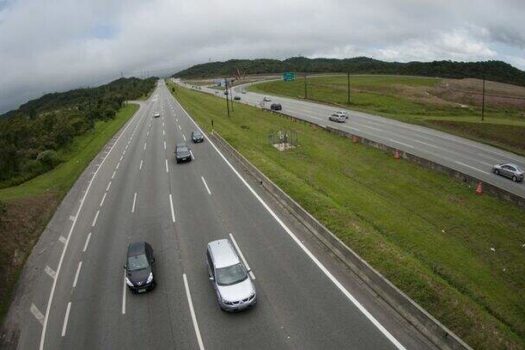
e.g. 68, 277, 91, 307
394, 149, 401, 159
475, 181, 483, 195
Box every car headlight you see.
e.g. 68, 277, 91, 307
146, 272, 153, 284
125, 277, 134, 287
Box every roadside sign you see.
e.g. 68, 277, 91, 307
283, 72, 295, 81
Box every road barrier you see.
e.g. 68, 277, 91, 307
209, 131, 472, 350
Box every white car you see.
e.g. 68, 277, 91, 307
153, 112, 160, 118
332, 111, 349, 119
263, 96, 271, 102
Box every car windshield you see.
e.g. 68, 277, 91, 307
127, 254, 149, 271
215, 263, 248, 286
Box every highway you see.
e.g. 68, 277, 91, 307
4, 80, 437, 349
190, 80, 525, 200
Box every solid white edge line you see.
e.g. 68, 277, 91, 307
173, 94, 406, 350
454, 161, 490, 174
169, 194, 176, 223
61, 302, 71, 337
229, 233, 255, 280
99, 192, 107, 207
72, 261, 82, 288
82, 232, 91, 252
139, 159, 143, 170
183, 274, 205, 350
122, 272, 127, 315
201, 176, 211, 195
165, 159, 169, 173
91, 210, 100, 227
38, 97, 143, 350
131, 192, 137, 213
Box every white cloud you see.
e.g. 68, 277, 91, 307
1, 0, 524, 112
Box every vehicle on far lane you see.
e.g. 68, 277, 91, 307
234, 96, 241, 100
153, 112, 160, 118
329, 114, 346, 123
263, 96, 271, 102
331, 111, 349, 120
191, 130, 204, 143
124, 241, 156, 293
492, 163, 524, 182
206, 239, 256, 312
270, 103, 282, 111
175, 143, 192, 163
241, 90, 247, 94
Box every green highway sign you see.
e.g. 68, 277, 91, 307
283, 72, 295, 81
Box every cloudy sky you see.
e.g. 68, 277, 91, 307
1, 0, 524, 113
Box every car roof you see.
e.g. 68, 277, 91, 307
176, 143, 187, 148
207, 239, 240, 268
127, 241, 148, 256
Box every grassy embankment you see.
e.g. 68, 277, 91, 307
250, 75, 525, 156
169, 81, 525, 349
0, 103, 139, 322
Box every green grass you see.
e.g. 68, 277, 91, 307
169, 81, 525, 349
251, 75, 525, 155
0, 103, 139, 201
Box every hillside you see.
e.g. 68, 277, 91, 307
174, 57, 525, 87
0, 77, 156, 187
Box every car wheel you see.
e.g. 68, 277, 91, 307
494, 169, 499, 175
512, 175, 518, 182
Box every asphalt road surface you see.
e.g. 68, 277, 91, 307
5, 80, 438, 350
189, 80, 525, 200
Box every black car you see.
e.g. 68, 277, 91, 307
191, 130, 204, 143
234, 96, 241, 101
270, 103, 282, 111
124, 241, 156, 293
175, 143, 192, 163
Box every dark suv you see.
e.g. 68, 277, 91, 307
270, 103, 282, 111
124, 241, 156, 293
175, 143, 192, 163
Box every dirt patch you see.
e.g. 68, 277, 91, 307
0, 193, 60, 320
431, 78, 525, 111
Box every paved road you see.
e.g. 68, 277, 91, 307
5, 80, 437, 350
188, 80, 525, 200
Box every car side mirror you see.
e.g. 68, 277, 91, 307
123, 264, 127, 270
209, 276, 214, 281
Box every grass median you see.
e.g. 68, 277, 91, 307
170, 82, 525, 349
0, 103, 139, 323
250, 75, 525, 156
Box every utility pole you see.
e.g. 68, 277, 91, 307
230, 80, 234, 112
347, 72, 351, 104
304, 73, 308, 99
481, 77, 486, 122
225, 79, 230, 117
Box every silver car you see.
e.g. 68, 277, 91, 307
492, 163, 524, 182
206, 239, 256, 311
329, 114, 346, 123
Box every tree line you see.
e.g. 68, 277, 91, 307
174, 56, 525, 87
0, 77, 156, 187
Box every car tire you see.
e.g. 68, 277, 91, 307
512, 175, 518, 182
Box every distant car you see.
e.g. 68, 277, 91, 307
206, 239, 256, 312
192, 130, 204, 143
124, 241, 156, 293
224, 90, 229, 95
492, 163, 524, 182
332, 111, 349, 119
234, 96, 241, 101
270, 103, 282, 111
263, 96, 271, 102
175, 143, 192, 163
329, 114, 346, 123
241, 90, 247, 94
153, 112, 160, 118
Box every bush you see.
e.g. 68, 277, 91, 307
36, 150, 60, 169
